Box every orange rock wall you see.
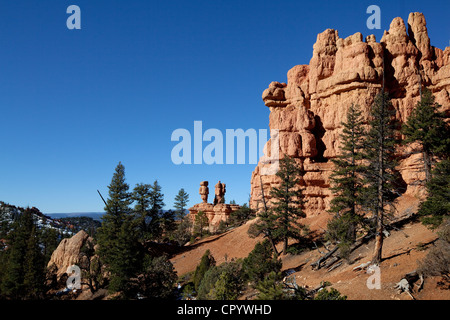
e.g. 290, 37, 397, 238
250, 13, 450, 216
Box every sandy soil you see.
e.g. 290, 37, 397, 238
171, 214, 450, 300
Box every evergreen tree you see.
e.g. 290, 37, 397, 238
269, 155, 307, 255
1, 209, 46, 299
174, 188, 190, 220
314, 287, 347, 300
418, 158, 450, 228
402, 88, 450, 183
147, 180, 165, 240
173, 216, 193, 246
97, 162, 141, 294
362, 92, 399, 265
194, 211, 209, 238
248, 199, 279, 257
23, 225, 45, 299
161, 209, 176, 237
256, 271, 285, 300
40, 228, 60, 265
193, 249, 215, 292
327, 104, 366, 255
201, 261, 243, 300
137, 255, 177, 299
132, 183, 152, 241
242, 240, 282, 285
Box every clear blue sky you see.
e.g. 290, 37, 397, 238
1, 0, 449, 213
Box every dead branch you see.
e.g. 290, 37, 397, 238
310, 246, 338, 270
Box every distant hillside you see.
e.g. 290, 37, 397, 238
47, 212, 105, 221
58, 216, 102, 235
0, 201, 74, 236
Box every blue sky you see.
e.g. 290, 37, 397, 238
0, 0, 449, 213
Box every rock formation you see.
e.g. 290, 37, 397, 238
250, 12, 450, 216
214, 181, 226, 205
199, 181, 209, 203
47, 230, 93, 280
189, 181, 240, 231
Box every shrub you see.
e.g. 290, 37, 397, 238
193, 250, 215, 292
417, 220, 450, 281
314, 287, 347, 300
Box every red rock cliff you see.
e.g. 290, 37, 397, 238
250, 13, 450, 216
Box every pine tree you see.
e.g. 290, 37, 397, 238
23, 225, 45, 299
193, 249, 215, 292
418, 158, 450, 228
194, 211, 209, 238
1, 209, 46, 299
174, 188, 190, 220
402, 88, 450, 183
137, 254, 178, 299
363, 92, 399, 265
242, 240, 282, 285
256, 271, 285, 300
147, 180, 165, 240
269, 155, 307, 255
327, 104, 366, 255
132, 183, 152, 240
161, 209, 176, 237
97, 162, 141, 294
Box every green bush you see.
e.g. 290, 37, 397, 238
193, 250, 215, 292
314, 287, 347, 300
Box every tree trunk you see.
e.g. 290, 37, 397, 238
283, 237, 288, 255
372, 216, 383, 265
423, 150, 431, 184
260, 176, 279, 258
267, 235, 279, 259
372, 98, 385, 265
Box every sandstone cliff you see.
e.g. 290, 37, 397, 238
250, 12, 450, 216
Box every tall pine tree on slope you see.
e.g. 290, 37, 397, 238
362, 92, 399, 265
327, 104, 366, 256
269, 155, 307, 256
97, 162, 141, 294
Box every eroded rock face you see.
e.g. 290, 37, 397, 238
47, 230, 92, 280
250, 13, 450, 216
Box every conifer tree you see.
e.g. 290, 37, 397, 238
327, 104, 366, 255
1, 209, 46, 299
418, 158, 450, 228
193, 249, 215, 291
402, 88, 450, 183
132, 183, 152, 240
194, 211, 209, 238
362, 92, 399, 265
23, 225, 45, 299
97, 162, 141, 294
174, 188, 190, 220
269, 155, 307, 255
147, 180, 165, 240
242, 240, 282, 285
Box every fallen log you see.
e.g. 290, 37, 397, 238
327, 261, 342, 273
310, 212, 418, 272
310, 246, 338, 270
